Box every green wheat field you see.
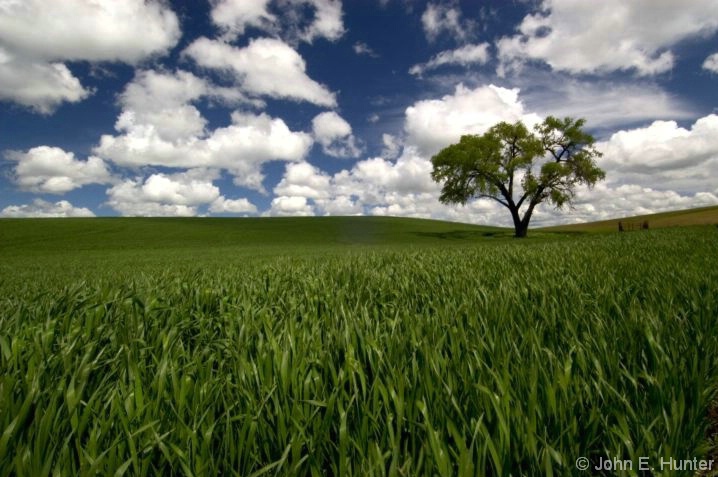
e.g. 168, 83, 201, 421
1, 215, 717, 476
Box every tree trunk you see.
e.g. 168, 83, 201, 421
509, 203, 535, 238
509, 206, 527, 238
514, 222, 528, 238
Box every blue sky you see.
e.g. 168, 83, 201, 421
1, 0, 717, 225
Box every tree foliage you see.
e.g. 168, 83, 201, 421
431, 116, 605, 237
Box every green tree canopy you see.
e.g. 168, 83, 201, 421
431, 117, 605, 237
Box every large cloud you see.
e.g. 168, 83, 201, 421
0, 53, 90, 114
1, 199, 95, 218
8, 146, 112, 193
597, 115, 718, 192
116, 69, 258, 142
404, 83, 541, 156
184, 37, 336, 107
0, 0, 180, 112
497, 0, 718, 76
0, 0, 180, 62
118, 70, 211, 141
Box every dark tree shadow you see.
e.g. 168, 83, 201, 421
412, 230, 503, 240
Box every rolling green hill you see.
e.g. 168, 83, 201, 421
540, 204, 718, 233
0, 216, 506, 257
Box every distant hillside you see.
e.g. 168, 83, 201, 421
540, 205, 718, 233
0, 216, 505, 256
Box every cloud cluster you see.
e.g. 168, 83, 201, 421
106, 169, 256, 216
1, 199, 95, 218
89, 69, 312, 191
0, 0, 180, 112
96, 108, 313, 191
497, 0, 718, 76
3, 0, 716, 224
268, 85, 536, 220
266, 83, 717, 225
210, 0, 344, 43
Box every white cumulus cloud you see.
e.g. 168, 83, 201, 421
404, 83, 541, 156
211, 0, 345, 43
0, 0, 180, 112
597, 115, 718, 192
0, 51, 90, 113
268, 195, 315, 216
184, 37, 336, 107
210, 0, 344, 43
264, 83, 717, 227
118, 70, 210, 141
8, 146, 112, 193
497, 0, 718, 76
311, 111, 361, 158
96, 109, 312, 191
209, 196, 258, 214
106, 169, 222, 216
274, 162, 331, 199
210, 0, 275, 38
294, 0, 345, 43
1, 199, 95, 218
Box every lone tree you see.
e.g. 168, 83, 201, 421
431, 116, 605, 238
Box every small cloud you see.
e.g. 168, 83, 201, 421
703, 52, 718, 73
209, 196, 257, 214
381, 133, 402, 159
368, 113, 380, 123
311, 111, 362, 158
353, 41, 379, 57
409, 43, 490, 76
421, 2, 475, 43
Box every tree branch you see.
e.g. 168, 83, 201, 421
478, 194, 510, 208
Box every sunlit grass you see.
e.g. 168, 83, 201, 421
1, 225, 716, 476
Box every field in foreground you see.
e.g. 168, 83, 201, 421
1, 218, 717, 476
